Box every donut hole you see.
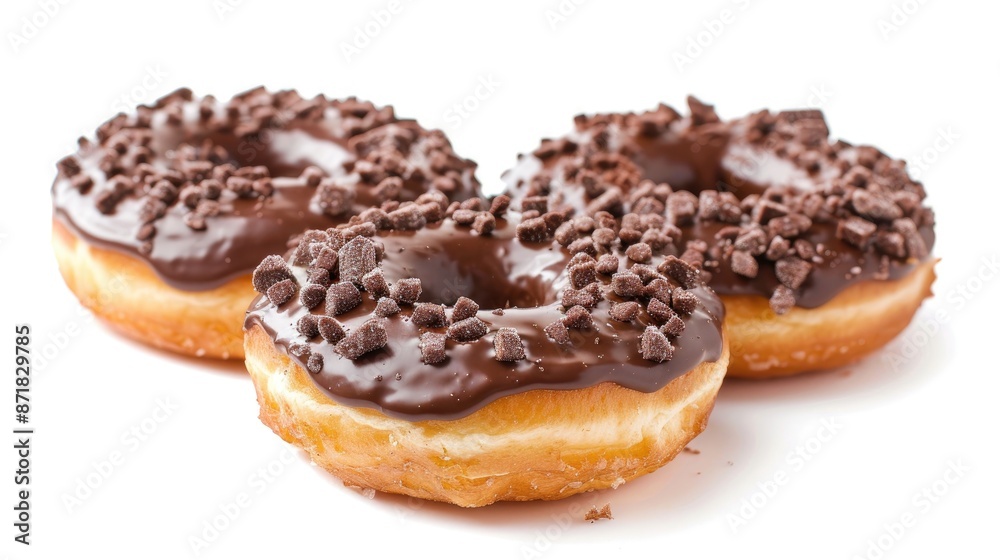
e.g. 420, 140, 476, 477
216, 129, 352, 178
631, 135, 726, 194
379, 225, 563, 310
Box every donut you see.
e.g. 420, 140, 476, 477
503, 97, 936, 378
243, 195, 728, 507
51, 87, 480, 359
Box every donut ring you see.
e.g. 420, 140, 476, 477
504, 97, 936, 377
243, 196, 728, 506
51, 87, 480, 359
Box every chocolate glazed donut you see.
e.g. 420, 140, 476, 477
504, 97, 936, 377
243, 195, 728, 506
51, 87, 480, 359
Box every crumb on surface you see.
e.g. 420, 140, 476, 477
584, 503, 613, 522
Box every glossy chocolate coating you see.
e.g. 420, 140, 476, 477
245, 217, 725, 420
52, 88, 480, 290
503, 101, 935, 309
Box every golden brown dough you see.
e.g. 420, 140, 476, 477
724, 260, 937, 378
52, 220, 249, 359
244, 324, 729, 507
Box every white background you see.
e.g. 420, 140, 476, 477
1, 0, 997, 558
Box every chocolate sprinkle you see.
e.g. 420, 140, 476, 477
569, 261, 597, 289
451, 297, 480, 322
609, 301, 640, 322
361, 268, 391, 299
671, 289, 698, 315
516, 217, 550, 242
252, 255, 295, 294
625, 242, 653, 263
493, 328, 526, 362
472, 212, 496, 235
339, 236, 378, 284
297, 315, 320, 338
489, 194, 511, 216
837, 216, 877, 249
335, 319, 388, 359
266, 279, 297, 305
658, 256, 700, 290
595, 254, 619, 275
544, 320, 572, 344
661, 315, 686, 337
560, 288, 594, 309
374, 297, 400, 317
317, 316, 346, 344
306, 353, 324, 374
769, 286, 796, 315
411, 303, 448, 327
326, 282, 362, 316
640, 327, 674, 363
447, 317, 488, 342
775, 257, 812, 290
419, 332, 447, 364
563, 306, 593, 330
730, 250, 759, 279
390, 278, 422, 305
299, 283, 327, 310
611, 272, 644, 297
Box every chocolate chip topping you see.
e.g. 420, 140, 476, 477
563, 306, 594, 330
516, 217, 550, 242
640, 327, 674, 363
390, 278, 422, 305
671, 289, 699, 315
317, 316, 345, 344
306, 353, 324, 374
775, 257, 812, 290
338, 236, 378, 284
252, 255, 295, 294
315, 180, 355, 217
647, 298, 676, 324
245, 195, 725, 419
418, 332, 447, 364
493, 328, 526, 362
336, 319, 388, 359
451, 297, 480, 322
265, 279, 297, 305
53, 87, 482, 291
543, 320, 572, 345
836, 216, 877, 249
609, 301, 640, 322
299, 283, 327, 310
411, 303, 448, 327
361, 268, 390, 299
625, 242, 653, 263
730, 250, 759, 279
447, 317, 488, 342
489, 194, 511, 216
326, 282, 362, 316
503, 98, 935, 314
374, 297, 400, 317
612, 272, 644, 297
472, 212, 496, 235
297, 315, 320, 338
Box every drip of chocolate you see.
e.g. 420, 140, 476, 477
502, 96, 935, 313
52, 87, 481, 290
245, 196, 725, 420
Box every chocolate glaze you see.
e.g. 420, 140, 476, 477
245, 217, 725, 420
52, 88, 480, 290
503, 99, 935, 310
